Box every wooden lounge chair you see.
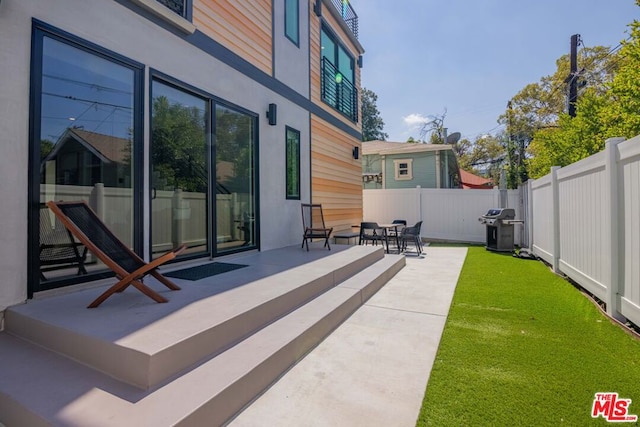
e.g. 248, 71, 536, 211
301, 203, 333, 251
46, 200, 186, 308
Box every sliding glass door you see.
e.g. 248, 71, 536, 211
215, 105, 257, 253
150, 79, 210, 258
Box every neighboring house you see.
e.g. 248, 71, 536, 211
361, 141, 461, 189
459, 169, 493, 189
0, 0, 364, 310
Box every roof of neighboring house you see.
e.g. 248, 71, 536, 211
43, 128, 130, 165
361, 140, 454, 156
459, 169, 493, 189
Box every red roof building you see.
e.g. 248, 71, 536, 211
459, 169, 493, 189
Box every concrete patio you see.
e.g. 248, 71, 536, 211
0, 244, 466, 426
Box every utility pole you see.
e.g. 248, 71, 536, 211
565, 34, 580, 117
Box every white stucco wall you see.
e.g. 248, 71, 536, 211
0, 0, 311, 311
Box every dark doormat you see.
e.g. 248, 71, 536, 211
164, 262, 248, 281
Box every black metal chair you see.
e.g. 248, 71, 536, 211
399, 221, 423, 255
359, 222, 389, 252
301, 203, 333, 251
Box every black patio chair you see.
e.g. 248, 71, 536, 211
359, 222, 389, 252
46, 200, 186, 308
399, 221, 423, 255
301, 203, 333, 251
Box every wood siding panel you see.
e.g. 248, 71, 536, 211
311, 116, 362, 232
193, 0, 272, 74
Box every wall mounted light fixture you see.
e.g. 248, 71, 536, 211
313, 0, 322, 16
266, 103, 277, 126
352, 146, 359, 160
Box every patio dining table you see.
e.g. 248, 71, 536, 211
377, 223, 402, 253
356, 223, 402, 254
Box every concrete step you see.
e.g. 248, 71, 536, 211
4, 245, 385, 390
0, 253, 405, 426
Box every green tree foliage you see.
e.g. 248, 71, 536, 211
361, 88, 388, 141
151, 96, 207, 193
502, 44, 621, 183
527, 7, 640, 178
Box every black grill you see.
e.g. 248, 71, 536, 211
478, 208, 516, 252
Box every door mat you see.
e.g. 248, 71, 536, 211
164, 262, 248, 281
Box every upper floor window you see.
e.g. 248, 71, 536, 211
156, 0, 187, 18
321, 26, 357, 121
394, 159, 413, 180
285, 0, 299, 45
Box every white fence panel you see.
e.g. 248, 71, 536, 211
363, 188, 521, 244
619, 136, 640, 325
529, 135, 640, 324
363, 188, 419, 224
421, 188, 501, 243
556, 152, 608, 300
531, 175, 554, 265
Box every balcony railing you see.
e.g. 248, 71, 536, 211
329, 0, 359, 39
321, 57, 358, 122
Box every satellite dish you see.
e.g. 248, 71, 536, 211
446, 132, 461, 144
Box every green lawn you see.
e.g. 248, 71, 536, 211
417, 247, 640, 427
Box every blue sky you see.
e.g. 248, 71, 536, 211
355, 0, 639, 142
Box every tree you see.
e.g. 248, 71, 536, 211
501, 45, 621, 184
419, 110, 447, 144
527, 4, 640, 178
361, 88, 388, 141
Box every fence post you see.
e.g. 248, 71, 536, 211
527, 180, 534, 250
605, 137, 626, 321
416, 185, 422, 224
90, 183, 105, 220
551, 166, 560, 273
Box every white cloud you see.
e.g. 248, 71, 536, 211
402, 113, 429, 129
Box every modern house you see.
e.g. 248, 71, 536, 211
361, 140, 461, 189
0, 0, 365, 313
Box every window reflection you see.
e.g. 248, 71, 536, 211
38, 36, 135, 281
216, 105, 257, 252
151, 80, 209, 258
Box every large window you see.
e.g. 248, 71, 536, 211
321, 26, 357, 121
286, 127, 300, 199
31, 23, 142, 290
285, 0, 299, 45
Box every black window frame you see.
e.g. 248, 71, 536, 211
28, 19, 145, 295
320, 24, 358, 122
285, 126, 301, 200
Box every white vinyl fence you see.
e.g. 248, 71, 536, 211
528, 136, 640, 325
363, 187, 523, 245
362, 134, 640, 326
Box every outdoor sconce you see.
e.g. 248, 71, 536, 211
375, 174, 383, 184
313, 0, 322, 16
352, 146, 359, 160
266, 103, 277, 126
357, 55, 363, 68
